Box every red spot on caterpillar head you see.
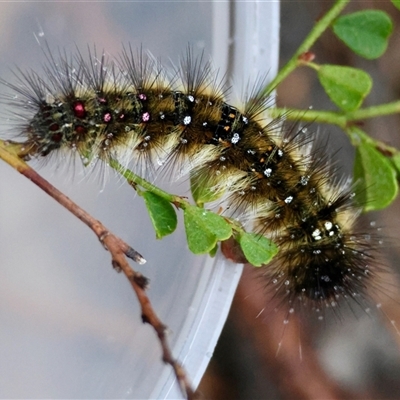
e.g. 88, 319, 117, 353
73, 101, 86, 118
75, 125, 87, 135
49, 123, 59, 131
51, 132, 62, 143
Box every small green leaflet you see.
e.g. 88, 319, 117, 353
238, 232, 278, 267
392, 0, 400, 11
142, 191, 178, 239
391, 153, 400, 176
333, 10, 393, 60
353, 135, 398, 211
183, 205, 232, 254
190, 171, 225, 206
318, 65, 372, 111
209, 243, 218, 257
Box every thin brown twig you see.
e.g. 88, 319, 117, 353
0, 140, 196, 400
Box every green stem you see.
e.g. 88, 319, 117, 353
0, 140, 30, 171
268, 107, 347, 127
108, 158, 190, 208
268, 103, 400, 155
346, 101, 400, 121
345, 126, 372, 147
305, 61, 320, 71
345, 126, 399, 157
263, 0, 350, 95
269, 101, 400, 129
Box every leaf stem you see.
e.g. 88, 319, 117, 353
268, 102, 400, 155
269, 101, 400, 128
108, 158, 191, 209
262, 0, 350, 95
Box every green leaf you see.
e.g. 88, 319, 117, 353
238, 232, 278, 267
391, 153, 400, 175
209, 243, 218, 257
333, 10, 393, 59
190, 170, 225, 206
142, 191, 177, 239
183, 206, 232, 254
353, 141, 398, 211
318, 65, 372, 111
392, 0, 400, 11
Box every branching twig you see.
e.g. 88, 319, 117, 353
0, 140, 196, 400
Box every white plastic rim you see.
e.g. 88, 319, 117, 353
0, 1, 279, 398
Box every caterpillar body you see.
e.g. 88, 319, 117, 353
1, 47, 378, 310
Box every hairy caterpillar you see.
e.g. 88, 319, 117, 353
1, 46, 378, 311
